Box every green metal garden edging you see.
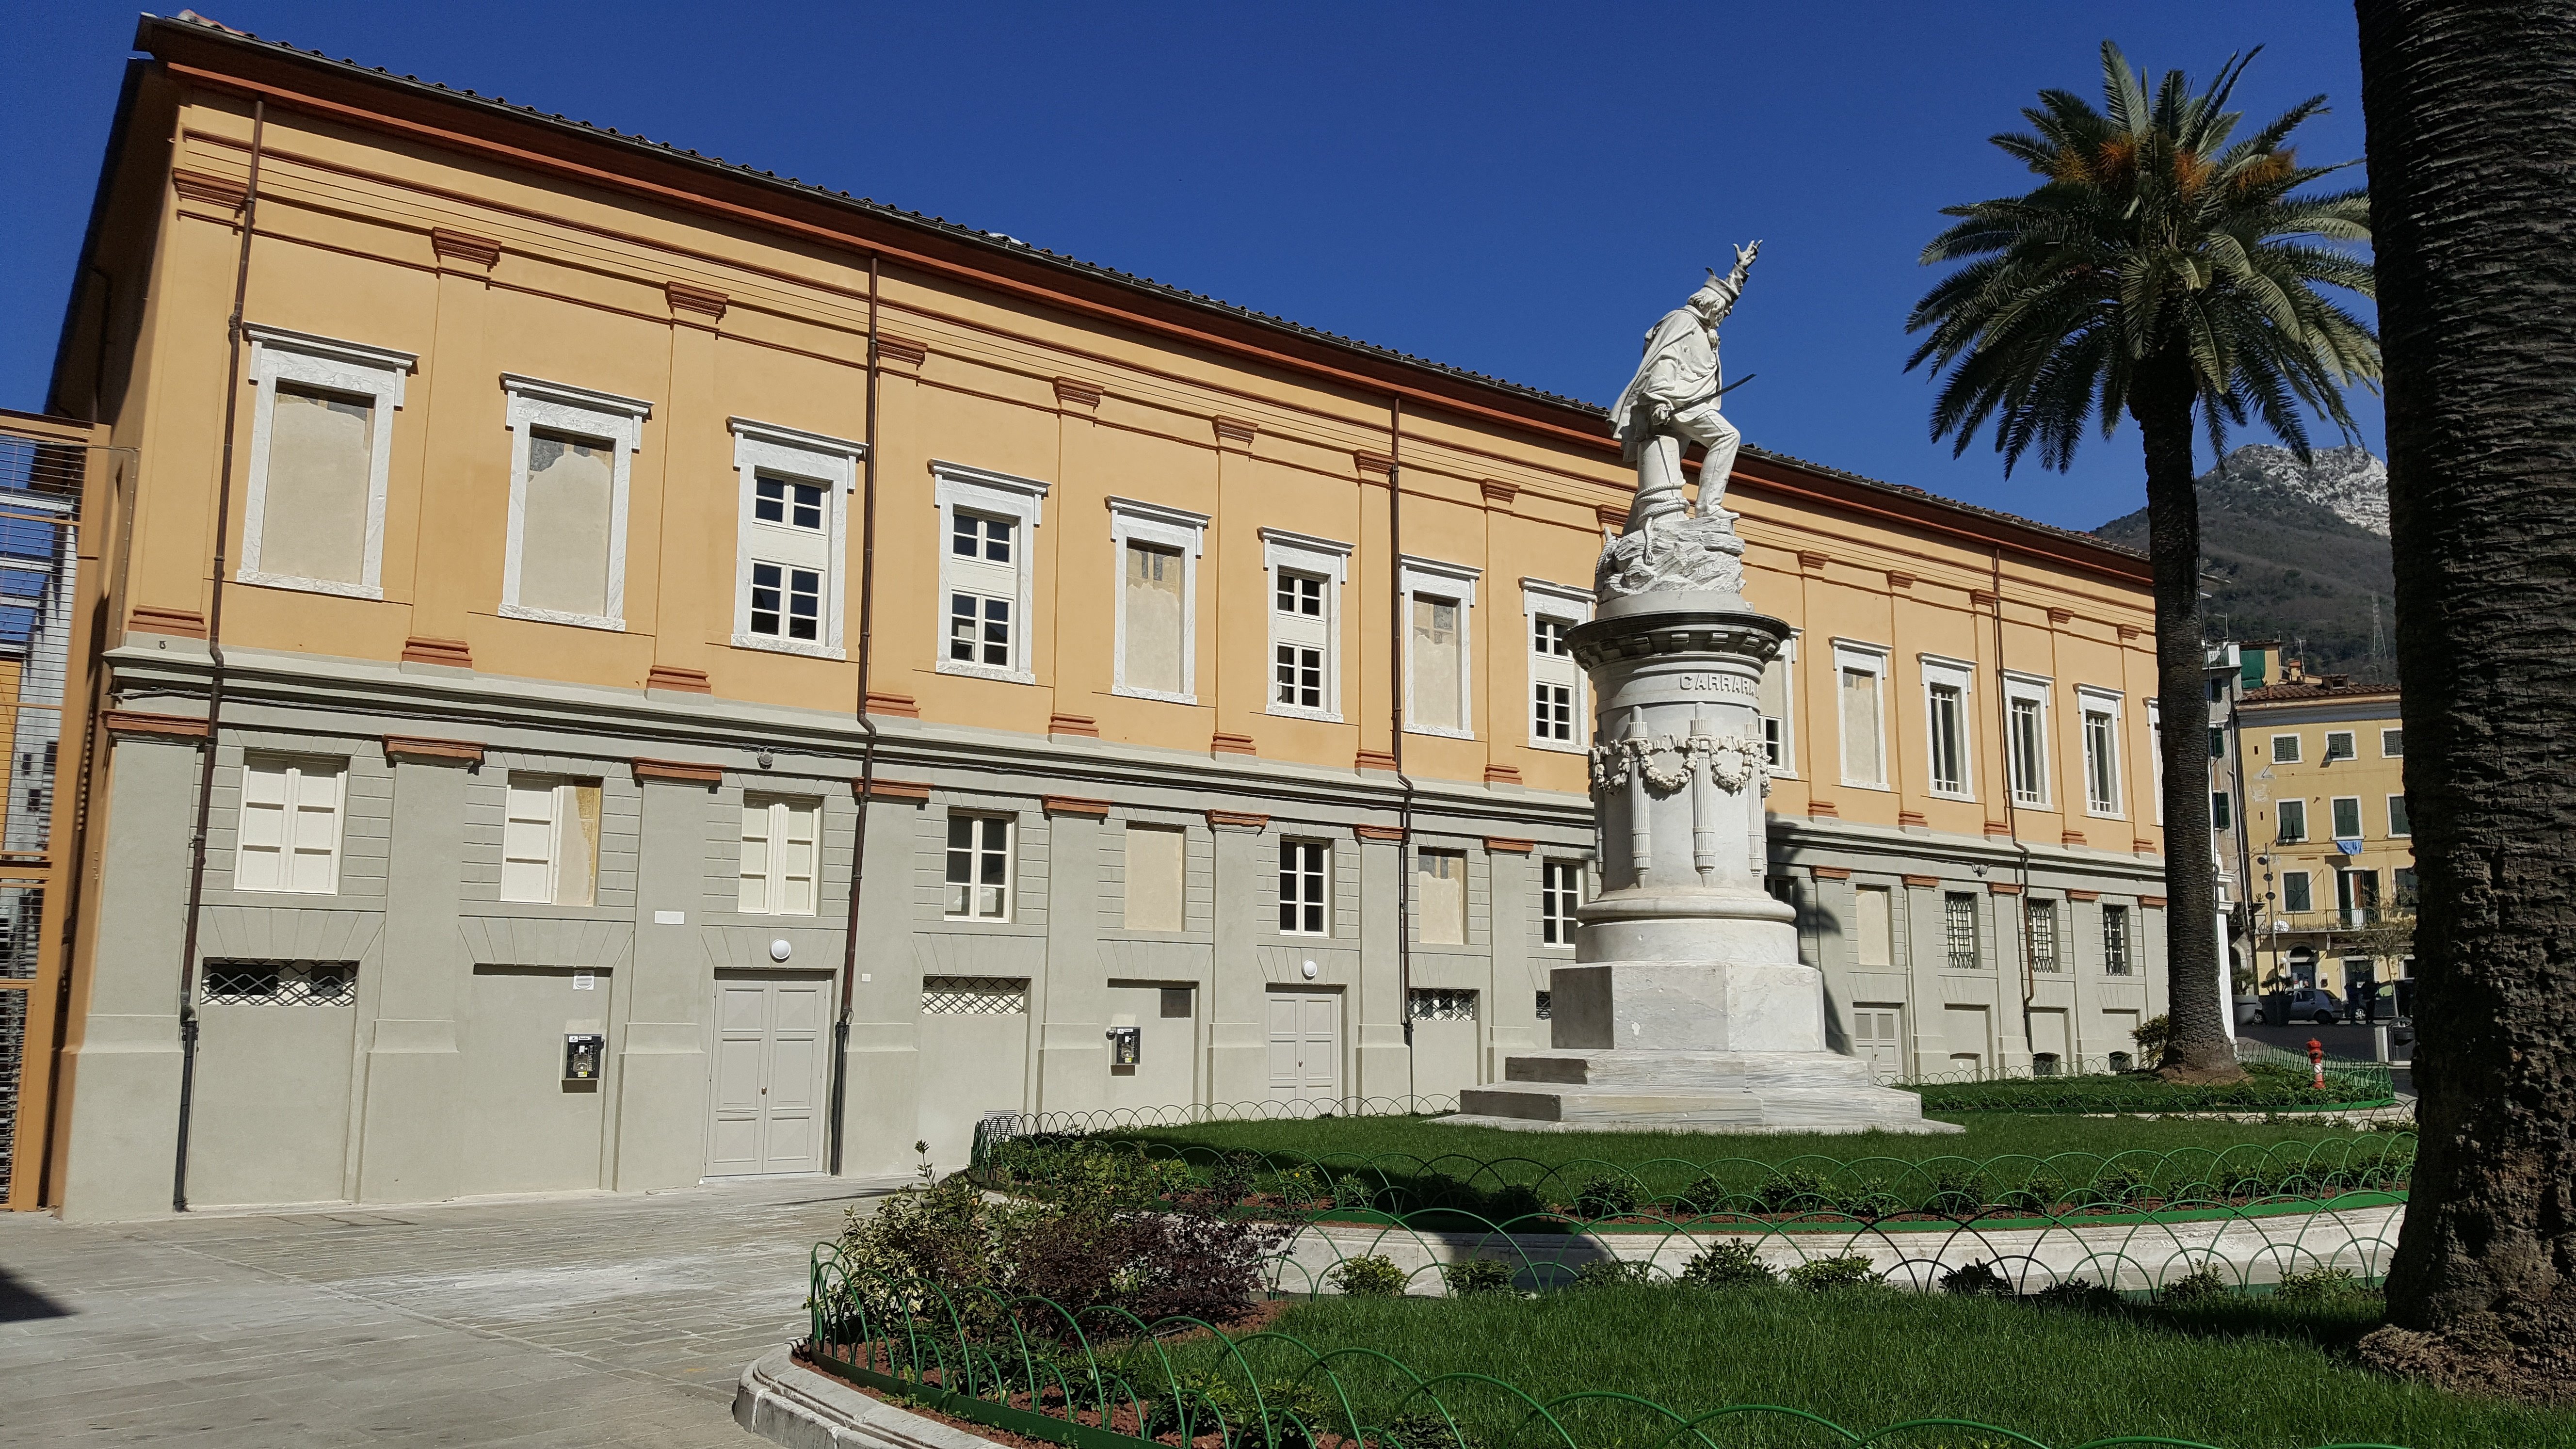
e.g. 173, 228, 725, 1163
801, 1345, 1146, 1449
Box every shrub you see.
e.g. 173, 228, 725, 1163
1755, 1167, 1833, 1215
1409, 1171, 1466, 1211
1381, 1408, 1479, 1449
1927, 1166, 1985, 1216
1680, 1240, 1776, 1289
2275, 1267, 2367, 1303
1572, 1172, 1642, 1220
1678, 1172, 1738, 1215
1143, 1368, 1335, 1447
1572, 1258, 1653, 1289
2217, 1163, 2270, 1200
2086, 1166, 2147, 1207
1333, 1175, 1378, 1211
2032, 1276, 2120, 1311
1440, 1256, 1518, 1297
1999, 1172, 2064, 1215
2159, 1266, 2231, 1305
1329, 1255, 1409, 1298
1483, 1183, 1547, 1223
1938, 1258, 2014, 1297
1209, 1151, 1262, 1206
1785, 1254, 1882, 1292
2131, 1014, 2174, 1062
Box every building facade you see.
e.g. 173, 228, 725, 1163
12, 16, 2170, 1220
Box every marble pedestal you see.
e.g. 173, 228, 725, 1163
1446, 550, 1956, 1136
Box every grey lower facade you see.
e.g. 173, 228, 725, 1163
50, 637, 2168, 1221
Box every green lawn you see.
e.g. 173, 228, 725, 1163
1187, 1285, 2574, 1449
1100, 1112, 2400, 1174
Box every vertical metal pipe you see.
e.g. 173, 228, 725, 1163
173, 98, 265, 1211
1989, 547, 2038, 1060
1388, 398, 1415, 1083
828, 253, 883, 1176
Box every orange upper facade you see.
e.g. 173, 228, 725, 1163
53, 16, 2165, 856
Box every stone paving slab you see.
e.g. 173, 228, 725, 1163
0, 1175, 904, 1447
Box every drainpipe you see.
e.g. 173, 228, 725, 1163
173, 99, 265, 1212
827, 254, 883, 1176
1388, 398, 1415, 1095
1988, 547, 2038, 1065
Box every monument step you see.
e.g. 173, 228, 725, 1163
1446, 1078, 1964, 1136
1501, 1048, 1880, 1091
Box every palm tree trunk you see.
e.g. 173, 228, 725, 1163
2131, 361, 2239, 1080
2355, 0, 2576, 1400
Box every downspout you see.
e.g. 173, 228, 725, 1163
828, 253, 883, 1176
173, 98, 264, 1212
1389, 398, 1414, 1097
1989, 547, 2038, 1064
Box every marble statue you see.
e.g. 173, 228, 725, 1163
1597, 245, 1762, 607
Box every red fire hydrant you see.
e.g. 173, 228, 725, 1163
2308, 1038, 2326, 1090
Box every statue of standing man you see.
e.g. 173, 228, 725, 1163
1610, 242, 1759, 533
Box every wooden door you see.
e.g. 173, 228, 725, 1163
1850, 1004, 1904, 1079
1265, 991, 1339, 1106
706, 975, 827, 1176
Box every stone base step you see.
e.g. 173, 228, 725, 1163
1449, 1049, 1964, 1135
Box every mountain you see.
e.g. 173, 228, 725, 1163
2092, 444, 2396, 680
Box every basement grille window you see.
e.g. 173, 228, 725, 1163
201, 959, 359, 1007
1533, 991, 1552, 1021
1408, 987, 1478, 1022
920, 976, 1028, 1016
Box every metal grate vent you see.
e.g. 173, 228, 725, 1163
1533, 990, 1552, 1021
201, 960, 360, 1007
1408, 987, 1478, 1022
921, 975, 1028, 1015
0, 988, 22, 1200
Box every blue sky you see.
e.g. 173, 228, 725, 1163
0, 2, 2379, 532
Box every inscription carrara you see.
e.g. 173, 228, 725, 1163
1675, 674, 1756, 694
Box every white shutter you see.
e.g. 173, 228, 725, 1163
286, 764, 344, 893
501, 778, 558, 902
236, 759, 289, 891
239, 757, 342, 894
777, 802, 817, 916
739, 804, 772, 913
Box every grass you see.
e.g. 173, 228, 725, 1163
1200, 1284, 2576, 1449
1099, 1112, 2401, 1175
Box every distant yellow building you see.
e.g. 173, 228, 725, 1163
2229, 649, 2411, 1002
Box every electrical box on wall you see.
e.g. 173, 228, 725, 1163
1108, 1026, 1141, 1066
564, 1033, 605, 1081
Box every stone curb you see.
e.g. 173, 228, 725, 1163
733, 1346, 994, 1449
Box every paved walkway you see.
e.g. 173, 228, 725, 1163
0, 1175, 904, 1447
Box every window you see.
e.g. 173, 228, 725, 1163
934, 461, 1050, 683
2271, 733, 2303, 763
2102, 904, 2132, 975
1409, 988, 1477, 1021
235, 755, 346, 894
501, 374, 651, 630
1524, 581, 1593, 751
1123, 823, 1186, 931
2005, 675, 2051, 806
1109, 498, 1208, 702
1921, 658, 1973, 797
2382, 728, 2404, 757
1279, 840, 1329, 934
2208, 726, 2227, 758
2212, 790, 2234, 832
501, 773, 602, 905
1854, 885, 1894, 967
1541, 861, 1583, 946
2325, 731, 2357, 762
920, 976, 1028, 1015
1835, 644, 1888, 787
2079, 689, 2123, 815
200, 959, 359, 1008
239, 327, 413, 598
741, 797, 821, 916
2277, 798, 2308, 843
2027, 899, 2060, 972
731, 419, 861, 658
2388, 795, 2411, 838
2281, 870, 2314, 913
1534, 991, 1552, 1020
1756, 641, 1797, 773
1403, 557, 1481, 738
1944, 892, 1979, 970
1417, 850, 1468, 945
2394, 867, 2418, 909
942, 815, 1011, 921
2332, 796, 2363, 840
1262, 529, 1351, 721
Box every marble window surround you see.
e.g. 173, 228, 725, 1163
933, 461, 1050, 685
1520, 577, 1594, 754
1401, 555, 1481, 740
1107, 497, 1210, 705
2003, 670, 2055, 808
1917, 652, 1977, 802
729, 418, 864, 661
2078, 684, 2126, 820
1260, 528, 1352, 724
499, 373, 653, 632
238, 325, 417, 601
1831, 638, 1891, 791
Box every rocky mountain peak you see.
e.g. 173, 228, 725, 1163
2199, 443, 2388, 536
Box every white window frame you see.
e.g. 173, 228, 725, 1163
1759, 634, 1798, 777
500, 374, 652, 631
2381, 728, 2404, 757
1918, 654, 1976, 800
1522, 578, 1594, 753
1540, 859, 1583, 948
2324, 730, 2358, 762
2077, 686, 2125, 819
2280, 868, 2314, 914
729, 419, 862, 660
2278, 797, 2309, 843
2003, 671, 2053, 807
1262, 529, 1352, 723
1403, 556, 1481, 740
501, 773, 601, 906
932, 461, 1049, 684
1108, 497, 1209, 704
2331, 795, 2364, 842
739, 794, 821, 917
942, 812, 1015, 922
1279, 838, 1331, 936
239, 326, 415, 600
2270, 732, 2303, 763
234, 753, 347, 895
1832, 641, 1890, 790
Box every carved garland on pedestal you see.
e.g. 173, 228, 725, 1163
1589, 732, 1769, 797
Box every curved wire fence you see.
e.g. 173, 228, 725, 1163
973, 1126, 2415, 1229
801, 1257, 2415, 1449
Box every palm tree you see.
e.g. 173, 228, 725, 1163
2352, 1, 2576, 1400
1907, 42, 2380, 1080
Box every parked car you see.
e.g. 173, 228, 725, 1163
2282, 987, 2344, 1024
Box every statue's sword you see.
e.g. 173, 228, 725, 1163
1674, 372, 1757, 412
